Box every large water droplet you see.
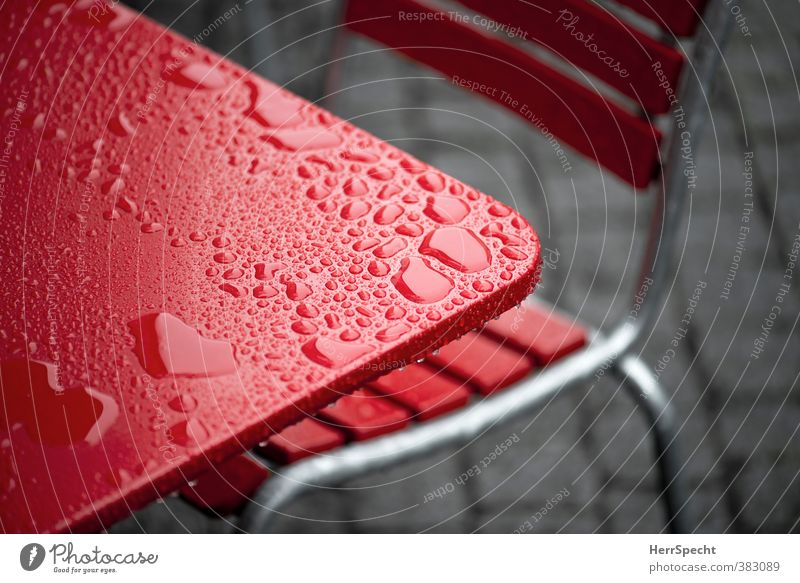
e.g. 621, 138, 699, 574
301, 337, 373, 368
265, 128, 341, 152
0, 359, 118, 446
373, 237, 406, 259
376, 323, 411, 342
166, 61, 228, 90
246, 82, 303, 128
391, 257, 454, 304
285, 281, 313, 301
417, 172, 445, 192
423, 195, 470, 224
171, 418, 210, 447
128, 313, 237, 378
341, 200, 371, 220
419, 227, 490, 273
374, 203, 404, 225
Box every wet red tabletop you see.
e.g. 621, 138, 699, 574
0, 1, 540, 532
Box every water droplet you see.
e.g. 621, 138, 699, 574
419, 227, 490, 273
266, 128, 341, 152
297, 304, 319, 318
285, 281, 313, 301
301, 337, 372, 368
306, 184, 331, 200
396, 223, 424, 237
340, 329, 361, 341
418, 172, 445, 192
391, 257, 454, 304
423, 195, 470, 224
171, 418, 210, 447
141, 222, 163, 234
400, 157, 426, 174
108, 111, 135, 137
292, 321, 318, 335
343, 177, 369, 197
488, 202, 511, 217
385, 306, 406, 320
166, 61, 227, 90
246, 81, 303, 128
368, 260, 390, 277
367, 166, 395, 181
222, 268, 244, 280
254, 262, 285, 280
213, 251, 237, 264
168, 394, 198, 413
128, 313, 237, 377
480, 222, 526, 246
253, 283, 278, 299
501, 247, 528, 260
341, 200, 371, 220
376, 323, 411, 342
374, 203, 404, 225
350, 238, 376, 253
373, 237, 406, 259
0, 359, 118, 446
473, 280, 494, 293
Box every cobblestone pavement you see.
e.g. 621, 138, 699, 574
114, 0, 800, 533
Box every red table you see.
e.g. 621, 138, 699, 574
0, 1, 540, 532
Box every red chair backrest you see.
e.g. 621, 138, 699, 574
344, 0, 707, 189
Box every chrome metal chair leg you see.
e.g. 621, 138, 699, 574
615, 355, 693, 534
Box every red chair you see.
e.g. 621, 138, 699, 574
235, 0, 735, 533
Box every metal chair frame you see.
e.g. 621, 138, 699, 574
240, 0, 734, 534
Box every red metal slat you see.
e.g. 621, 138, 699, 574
317, 389, 412, 441
455, 0, 684, 114
615, 0, 709, 37
258, 418, 346, 464
368, 362, 471, 420
179, 455, 270, 516
427, 332, 535, 395
482, 305, 588, 365
345, 0, 662, 188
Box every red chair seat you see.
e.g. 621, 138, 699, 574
483, 305, 587, 365
317, 389, 411, 441
179, 456, 270, 516
258, 418, 346, 464
368, 363, 471, 420
427, 332, 535, 395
